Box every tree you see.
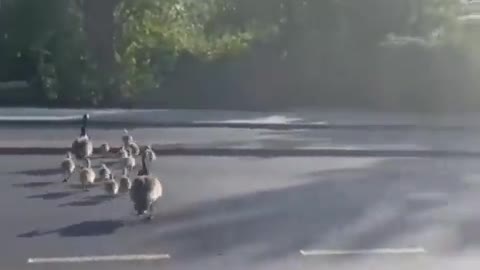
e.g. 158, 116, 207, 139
0, 0, 466, 109
82, 0, 122, 104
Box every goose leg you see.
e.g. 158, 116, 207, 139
147, 202, 155, 220
63, 171, 72, 183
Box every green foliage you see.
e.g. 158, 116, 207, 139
38, 2, 103, 105
0, 0, 101, 105
0, 0, 475, 110
115, 0, 254, 99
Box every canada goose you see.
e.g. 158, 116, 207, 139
145, 145, 157, 162
71, 114, 93, 161
130, 152, 162, 219
122, 149, 136, 174
104, 175, 119, 197
119, 146, 128, 158
79, 158, 95, 191
129, 141, 141, 156
122, 129, 140, 156
99, 143, 110, 155
61, 152, 75, 183
118, 167, 132, 194
137, 151, 148, 176
122, 129, 133, 146
98, 163, 112, 182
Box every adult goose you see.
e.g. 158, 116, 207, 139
71, 114, 93, 163
130, 152, 163, 220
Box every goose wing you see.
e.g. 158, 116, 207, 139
72, 136, 93, 159
145, 177, 162, 202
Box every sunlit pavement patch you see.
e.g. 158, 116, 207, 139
406, 192, 449, 201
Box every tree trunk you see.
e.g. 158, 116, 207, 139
82, 0, 120, 105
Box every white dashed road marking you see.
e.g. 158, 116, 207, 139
27, 254, 170, 264
300, 247, 427, 256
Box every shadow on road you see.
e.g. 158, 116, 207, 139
13, 167, 62, 176
14, 156, 480, 261
17, 220, 124, 238
58, 194, 113, 207
12, 181, 56, 188
140, 158, 478, 262
27, 191, 75, 200
58, 220, 124, 237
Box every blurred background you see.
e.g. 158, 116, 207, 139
0, 0, 479, 111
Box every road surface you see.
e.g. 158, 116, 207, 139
2, 109, 480, 152
2, 155, 480, 270
4, 108, 480, 126
1, 126, 480, 154
1, 109, 480, 269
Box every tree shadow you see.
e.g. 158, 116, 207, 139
27, 191, 75, 200
58, 194, 114, 207
14, 157, 480, 260
140, 158, 470, 262
17, 220, 124, 238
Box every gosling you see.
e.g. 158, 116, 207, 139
61, 151, 75, 183
79, 158, 95, 191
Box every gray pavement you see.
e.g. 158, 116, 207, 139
0, 126, 480, 153
4, 108, 480, 128
2, 109, 480, 156
3, 155, 480, 269
2, 109, 480, 269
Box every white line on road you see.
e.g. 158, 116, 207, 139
300, 247, 427, 256
27, 254, 170, 264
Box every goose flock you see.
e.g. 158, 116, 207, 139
62, 114, 161, 220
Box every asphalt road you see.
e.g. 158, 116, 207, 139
5, 108, 480, 127
2, 154, 480, 270
2, 109, 480, 270
2, 108, 480, 152
1, 126, 480, 154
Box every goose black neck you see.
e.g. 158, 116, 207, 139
81, 115, 88, 136
139, 152, 148, 176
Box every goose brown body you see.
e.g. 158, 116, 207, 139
130, 152, 162, 218
72, 114, 92, 160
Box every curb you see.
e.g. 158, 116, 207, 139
1, 119, 480, 131
1, 146, 480, 158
